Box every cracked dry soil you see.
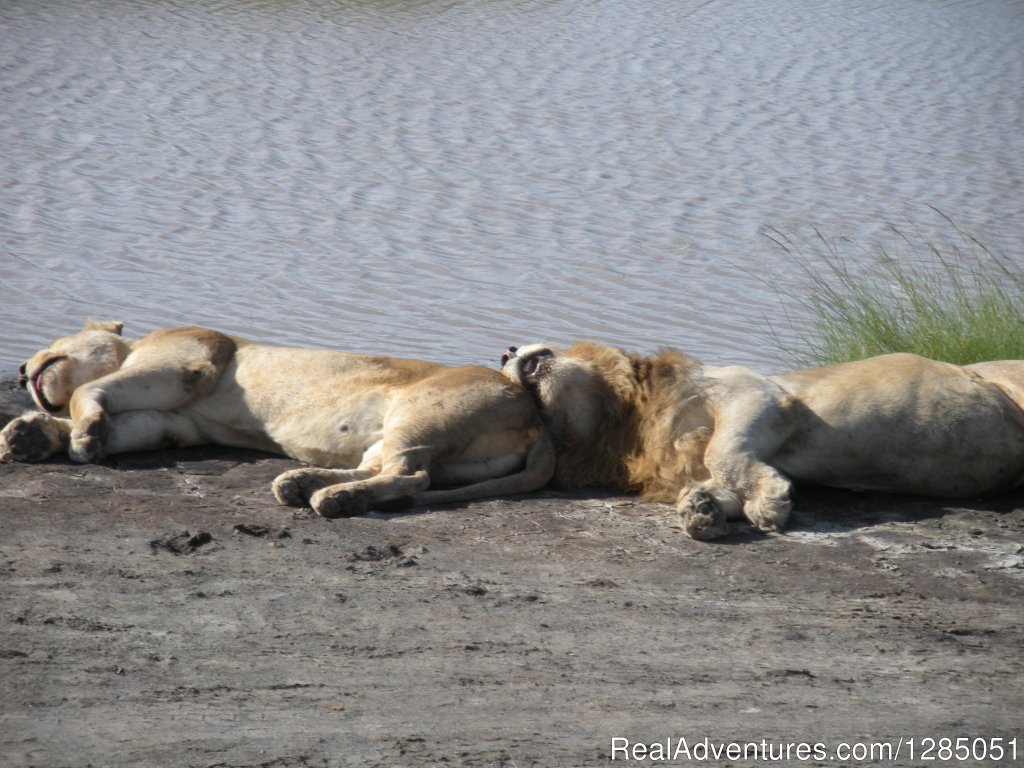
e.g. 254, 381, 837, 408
1, 376, 1022, 767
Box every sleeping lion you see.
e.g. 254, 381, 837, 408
501, 341, 1024, 539
0, 321, 554, 517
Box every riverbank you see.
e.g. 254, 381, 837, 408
1, 378, 1022, 767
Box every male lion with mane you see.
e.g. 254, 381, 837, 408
0, 321, 554, 517
501, 341, 1024, 539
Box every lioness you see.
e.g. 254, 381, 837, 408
0, 321, 555, 517
501, 342, 1024, 539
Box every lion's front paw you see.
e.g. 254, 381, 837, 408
744, 476, 793, 533
678, 490, 731, 540
0, 412, 67, 462
310, 485, 371, 519
68, 414, 110, 463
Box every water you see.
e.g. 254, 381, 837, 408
2, 0, 1022, 372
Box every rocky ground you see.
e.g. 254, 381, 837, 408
1, 377, 1022, 767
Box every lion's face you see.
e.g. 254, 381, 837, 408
501, 343, 609, 445
19, 321, 129, 416
502, 341, 645, 490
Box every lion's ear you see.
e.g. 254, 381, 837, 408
84, 319, 125, 336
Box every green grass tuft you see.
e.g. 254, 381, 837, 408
765, 221, 1024, 367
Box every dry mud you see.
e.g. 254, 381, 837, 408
1, 378, 1022, 767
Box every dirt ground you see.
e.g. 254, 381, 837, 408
1, 376, 1022, 768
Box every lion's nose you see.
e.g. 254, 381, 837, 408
17, 362, 27, 389
501, 347, 518, 367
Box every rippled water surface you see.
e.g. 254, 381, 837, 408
2, 0, 1022, 370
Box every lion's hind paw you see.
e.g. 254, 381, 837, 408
678, 489, 731, 540
311, 485, 371, 519
744, 479, 793, 534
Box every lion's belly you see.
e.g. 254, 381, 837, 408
182, 348, 402, 466
182, 396, 383, 465
775, 441, 1024, 496
266, 417, 383, 467
772, 378, 1024, 496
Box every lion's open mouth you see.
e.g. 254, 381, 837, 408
522, 354, 546, 377
26, 357, 64, 413
502, 347, 553, 402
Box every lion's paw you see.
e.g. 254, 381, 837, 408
744, 476, 793, 533
0, 412, 65, 462
272, 469, 326, 507
272, 476, 306, 507
678, 490, 731, 540
310, 485, 371, 519
69, 414, 110, 464
745, 493, 793, 534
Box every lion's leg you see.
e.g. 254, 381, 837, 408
0, 409, 203, 462
68, 365, 214, 463
303, 372, 555, 518
739, 469, 794, 533
678, 391, 795, 536
700, 445, 794, 534
309, 470, 432, 518
415, 429, 555, 505
307, 430, 553, 517
104, 411, 205, 455
0, 412, 72, 462
305, 433, 435, 518
273, 467, 378, 507
699, 430, 795, 534
272, 441, 383, 507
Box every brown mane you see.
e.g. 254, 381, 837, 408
553, 344, 712, 501
627, 348, 713, 501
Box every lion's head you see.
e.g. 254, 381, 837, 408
501, 342, 642, 490
502, 341, 712, 497
19, 320, 130, 416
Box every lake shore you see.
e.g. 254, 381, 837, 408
1, 377, 1023, 766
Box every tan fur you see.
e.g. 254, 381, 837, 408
502, 342, 1024, 539
2, 323, 554, 517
